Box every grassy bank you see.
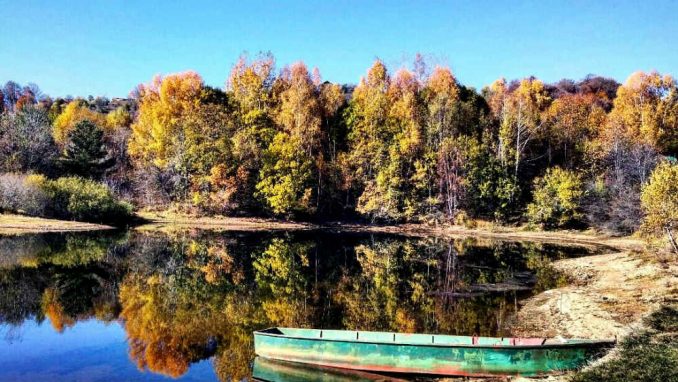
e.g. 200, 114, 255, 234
571, 305, 677, 382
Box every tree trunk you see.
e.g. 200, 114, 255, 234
666, 225, 678, 255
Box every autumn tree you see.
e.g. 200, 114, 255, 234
423, 67, 493, 219
104, 106, 135, 194
129, 72, 233, 205
420, 67, 460, 218
577, 75, 620, 111
316, 80, 346, 215
319, 81, 345, 161
499, 78, 551, 179
53, 100, 108, 145
527, 167, 585, 229
341, 59, 391, 210
15, 88, 36, 110
484, 78, 509, 152
257, 62, 322, 216
257, 133, 315, 216
227, 53, 277, 211
545, 93, 606, 169
583, 72, 673, 234
425, 67, 460, 147
355, 67, 425, 221
607, 72, 678, 156
106, 106, 133, 129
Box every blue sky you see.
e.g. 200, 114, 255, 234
1, 1, 676, 98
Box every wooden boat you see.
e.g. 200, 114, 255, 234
253, 328, 615, 377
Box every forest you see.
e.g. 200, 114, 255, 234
0, 53, 677, 249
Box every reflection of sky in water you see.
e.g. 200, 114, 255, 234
0, 319, 218, 382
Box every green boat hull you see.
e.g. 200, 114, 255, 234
254, 328, 613, 377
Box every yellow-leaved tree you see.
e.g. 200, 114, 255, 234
341, 59, 391, 195
53, 100, 107, 144
607, 71, 678, 155
129, 71, 233, 204
129, 72, 204, 168
545, 93, 606, 169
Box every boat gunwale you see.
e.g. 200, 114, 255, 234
254, 328, 616, 350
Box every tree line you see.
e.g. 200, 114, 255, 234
0, 53, 676, 247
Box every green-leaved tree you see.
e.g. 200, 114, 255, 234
527, 167, 585, 229
60, 120, 113, 179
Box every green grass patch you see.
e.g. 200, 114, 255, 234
571, 305, 678, 382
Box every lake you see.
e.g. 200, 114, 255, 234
0, 229, 601, 381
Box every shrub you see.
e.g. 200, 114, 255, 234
640, 161, 678, 253
527, 167, 585, 229
0, 173, 49, 215
42, 177, 133, 224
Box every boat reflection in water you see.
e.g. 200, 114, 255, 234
252, 357, 406, 382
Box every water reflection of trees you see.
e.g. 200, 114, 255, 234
0, 230, 588, 380
0, 232, 125, 330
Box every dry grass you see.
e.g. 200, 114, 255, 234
135, 210, 315, 233
0, 213, 112, 235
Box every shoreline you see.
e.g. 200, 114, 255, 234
0, 211, 645, 252
135, 211, 644, 251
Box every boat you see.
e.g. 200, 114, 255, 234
253, 328, 615, 377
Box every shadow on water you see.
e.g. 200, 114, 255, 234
0, 229, 604, 381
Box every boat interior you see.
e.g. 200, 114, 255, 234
256, 328, 600, 346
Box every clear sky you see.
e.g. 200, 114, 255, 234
1, 0, 676, 98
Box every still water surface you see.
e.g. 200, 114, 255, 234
0, 230, 601, 381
